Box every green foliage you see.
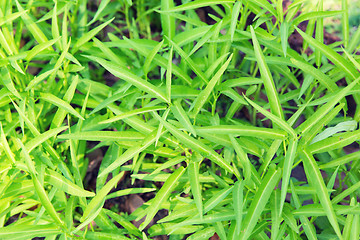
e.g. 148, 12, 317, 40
0, 0, 360, 239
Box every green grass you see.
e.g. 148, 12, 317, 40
0, 0, 360, 239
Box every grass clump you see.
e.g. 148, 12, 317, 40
0, 0, 360, 239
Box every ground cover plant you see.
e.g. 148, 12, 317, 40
0, 0, 360, 239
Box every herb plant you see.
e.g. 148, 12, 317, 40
0, 0, 360, 239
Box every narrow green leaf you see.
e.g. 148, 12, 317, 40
93, 37, 126, 66
342, 0, 349, 48
98, 130, 160, 178
279, 138, 297, 215
297, 77, 359, 135
290, 58, 338, 93
191, 54, 233, 117
280, 22, 289, 57
104, 209, 142, 237
81, 172, 125, 222
148, 223, 202, 236
72, 17, 114, 53
295, 26, 359, 79
311, 120, 357, 144
239, 165, 281, 240
161, 0, 175, 40
83, 55, 169, 103
51, 75, 79, 129
0, 224, 60, 240
139, 166, 185, 231
196, 125, 287, 139
251, 0, 277, 17
45, 169, 95, 197
58, 130, 144, 141
171, 99, 196, 136
26, 69, 56, 90
167, 37, 208, 84
319, 151, 360, 169
233, 180, 244, 236
315, 0, 324, 67
189, 21, 222, 57
87, 0, 111, 26
293, 10, 343, 26
221, 88, 248, 105
283, 204, 299, 233
348, 24, 360, 53
244, 95, 296, 138
106, 188, 156, 200
111, 35, 192, 85
15, 0, 49, 45
188, 159, 203, 218
51, 1, 60, 49
163, 0, 234, 12
290, 181, 317, 240
18, 140, 64, 227
271, 190, 281, 240
39, 92, 84, 120
250, 26, 284, 119
1, 67, 21, 99
166, 45, 173, 102
301, 148, 342, 239
188, 227, 216, 240
151, 156, 186, 175
143, 40, 163, 76
229, 135, 251, 183
26, 38, 60, 62
0, 10, 27, 27
301, 103, 344, 144
153, 113, 235, 175
170, 210, 235, 232
0, 122, 16, 164
230, 2, 241, 42
25, 126, 68, 152
100, 106, 167, 124
343, 198, 356, 240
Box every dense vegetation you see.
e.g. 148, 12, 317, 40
0, 0, 360, 239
